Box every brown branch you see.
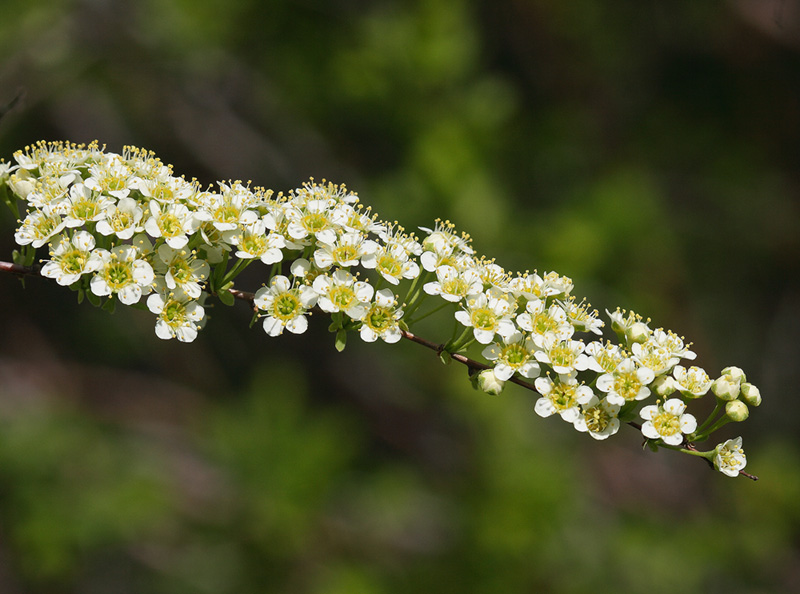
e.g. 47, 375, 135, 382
0, 259, 760, 480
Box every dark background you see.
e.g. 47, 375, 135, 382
1, 1, 799, 592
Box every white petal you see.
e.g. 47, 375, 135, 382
285, 315, 308, 334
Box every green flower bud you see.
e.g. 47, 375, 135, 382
725, 400, 749, 422
721, 366, 746, 384
627, 321, 650, 344
651, 374, 677, 397
711, 377, 740, 401
477, 369, 505, 395
740, 382, 761, 407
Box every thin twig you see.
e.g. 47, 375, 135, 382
0, 259, 760, 480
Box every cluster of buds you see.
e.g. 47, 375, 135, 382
0, 141, 760, 479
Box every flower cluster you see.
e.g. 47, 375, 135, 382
0, 141, 759, 478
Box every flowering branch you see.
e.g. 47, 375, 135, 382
1, 141, 760, 480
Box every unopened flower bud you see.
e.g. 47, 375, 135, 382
721, 366, 746, 384
740, 382, 761, 407
627, 322, 650, 344
711, 377, 740, 401
651, 375, 677, 397
725, 400, 749, 422
476, 369, 505, 395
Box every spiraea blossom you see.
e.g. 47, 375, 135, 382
90, 237, 155, 305
533, 373, 594, 423
0, 141, 761, 479
154, 245, 210, 300
254, 275, 318, 337
481, 332, 540, 381
596, 358, 655, 407
423, 264, 483, 303
312, 270, 374, 319
573, 395, 621, 440
714, 437, 747, 477
360, 239, 421, 285
146, 289, 205, 342
358, 289, 404, 344
454, 289, 517, 345
640, 398, 697, 446
672, 365, 713, 399
516, 299, 574, 343
40, 231, 100, 286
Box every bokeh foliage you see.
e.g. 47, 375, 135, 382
1, 0, 800, 592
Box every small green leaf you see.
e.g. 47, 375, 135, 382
335, 329, 347, 352
218, 288, 235, 306
102, 296, 117, 313
439, 350, 452, 365
86, 290, 101, 307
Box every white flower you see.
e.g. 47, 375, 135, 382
358, 289, 404, 344
40, 231, 101, 286
584, 341, 626, 374
154, 244, 210, 299
254, 275, 318, 336
62, 183, 115, 228
533, 335, 591, 375
533, 374, 593, 423
285, 198, 344, 245
559, 297, 604, 335
508, 271, 569, 301
516, 299, 574, 343
135, 175, 197, 205
95, 196, 145, 240
231, 212, 285, 264
653, 328, 696, 361
147, 290, 205, 342
672, 365, 712, 399
640, 398, 697, 446
337, 203, 386, 236
313, 231, 378, 269
199, 183, 258, 231
596, 358, 655, 407
84, 155, 135, 199
423, 264, 483, 303
714, 437, 747, 477
360, 242, 420, 285
144, 200, 200, 249
454, 289, 517, 344
573, 396, 621, 440
312, 270, 374, 319
90, 239, 155, 305
481, 332, 540, 381
14, 205, 66, 248
471, 258, 509, 291
419, 220, 473, 256
631, 339, 679, 376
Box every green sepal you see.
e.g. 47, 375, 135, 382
335, 329, 347, 352
86, 290, 102, 307
77, 286, 85, 304
249, 311, 260, 329
218, 282, 235, 306
102, 296, 117, 314
328, 312, 344, 333
439, 350, 452, 365
210, 250, 230, 293
399, 320, 409, 332
645, 440, 659, 453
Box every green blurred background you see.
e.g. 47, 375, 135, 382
1, 1, 800, 592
